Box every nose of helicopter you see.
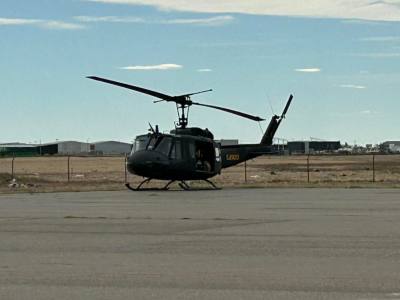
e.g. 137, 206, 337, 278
127, 151, 169, 177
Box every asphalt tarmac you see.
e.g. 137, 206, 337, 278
1, 188, 400, 299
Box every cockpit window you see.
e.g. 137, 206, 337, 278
132, 135, 173, 156
147, 136, 158, 150
155, 137, 172, 155
132, 135, 150, 154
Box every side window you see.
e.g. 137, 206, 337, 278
175, 140, 182, 160
215, 146, 221, 162
188, 142, 196, 159
156, 137, 172, 155
170, 140, 182, 160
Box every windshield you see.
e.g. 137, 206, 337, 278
131, 135, 173, 156
147, 136, 160, 150
131, 135, 150, 154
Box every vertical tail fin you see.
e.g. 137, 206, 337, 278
260, 94, 293, 145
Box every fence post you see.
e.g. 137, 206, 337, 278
11, 153, 15, 178
372, 154, 375, 183
244, 160, 247, 183
67, 156, 70, 182
307, 154, 310, 183
124, 154, 128, 184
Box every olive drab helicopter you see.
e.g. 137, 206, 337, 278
87, 76, 293, 190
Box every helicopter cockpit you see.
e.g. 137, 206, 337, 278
131, 135, 150, 153
131, 135, 182, 159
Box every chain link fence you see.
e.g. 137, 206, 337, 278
1, 154, 400, 189
217, 154, 400, 186
0, 156, 127, 183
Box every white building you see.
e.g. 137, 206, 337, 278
57, 141, 90, 154
39, 141, 90, 155
215, 139, 239, 146
381, 141, 400, 153
389, 144, 400, 153
93, 141, 132, 155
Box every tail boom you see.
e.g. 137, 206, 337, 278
220, 94, 293, 169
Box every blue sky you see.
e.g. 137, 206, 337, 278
1, 0, 400, 145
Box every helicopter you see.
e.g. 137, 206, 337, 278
87, 76, 293, 190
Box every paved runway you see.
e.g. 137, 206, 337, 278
1, 189, 400, 299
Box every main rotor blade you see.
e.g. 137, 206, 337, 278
87, 76, 174, 101
178, 89, 213, 98
192, 102, 265, 122
281, 94, 293, 118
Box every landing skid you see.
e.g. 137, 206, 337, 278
178, 179, 220, 191
125, 178, 220, 191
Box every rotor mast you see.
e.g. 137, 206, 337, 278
173, 90, 211, 128
176, 101, 190, 128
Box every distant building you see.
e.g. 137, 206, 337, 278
380, 141, 400, 153
288, 141, 341, 154
93, 141, 132, 155
0, 143, 38, 157
216, 139, 239, 146
1, 140, 134, 156
39, 141, 90, 155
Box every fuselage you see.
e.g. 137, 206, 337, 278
127, 127, 276, 181
127, 129, 222, 180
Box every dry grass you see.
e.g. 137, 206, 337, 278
1, 154, 400, 193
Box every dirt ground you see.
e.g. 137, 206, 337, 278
1, 154, 400, 193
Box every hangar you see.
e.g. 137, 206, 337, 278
0, 143, 38, 157
288, 141, 341, 154
380, 141, 400, 153
38, 141, 132, 155
215, 139, 239, 146
93, 141, 132, 155
39, 141, 90, 155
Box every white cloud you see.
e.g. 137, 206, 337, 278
295, 68, 321, 73
75, 15, 233, 26
360, 110, 372, 114
165, 16, 233, 26
0, 17, 84, 30
86, 0, 400, 22
39, 21, 85, 30
339, 84, 366, 89
197, 68, 213, 72
341, 19, 386, 25
75, 16, 145, 23
120, 64, 183, 70
0, 18, 41, 25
